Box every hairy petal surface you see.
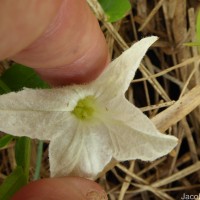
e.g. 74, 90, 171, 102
106, 119, 177, 161
106, 96, 163, 135
0, 86, 92, 112
104, 96, 178, 160
0, 110, 71, 140
92, 36, 158, 100
0, 85, 94, 140
49, 120, 112, 179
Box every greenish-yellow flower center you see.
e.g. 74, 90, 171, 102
72, 96, 96, 120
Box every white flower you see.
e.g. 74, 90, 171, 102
0, 37, 178, 179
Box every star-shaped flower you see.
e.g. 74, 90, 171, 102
0, 37, 178, 179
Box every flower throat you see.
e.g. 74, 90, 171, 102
72, 96, 96, 120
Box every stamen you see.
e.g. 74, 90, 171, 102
72, 96, 96, 120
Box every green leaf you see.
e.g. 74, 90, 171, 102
98, 0, 131, 22
0, 134, 14, 148
0, 79, 11, 94
1, 63, 49, 92
15, 137, 31, 182
0, 167, 27, 200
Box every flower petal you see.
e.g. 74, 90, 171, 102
0, 86, 93, 140
0, 109, 71, 140
49, 120, 112, 179
107, 120, 177, 161
104, 96, 178, 161
0, 86, 92, 112
92, 36, 158, 100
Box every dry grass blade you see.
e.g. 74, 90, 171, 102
152, 161, 200, 187
140, 101, 175, 112
117, 164, 174, 199
116, 164, 147, 185
138, 0, 165, 31
152, 84, 200, 132
133, 56, 200, 83
118, 161, 134, 200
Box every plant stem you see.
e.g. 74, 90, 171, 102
33, 141, 43, 180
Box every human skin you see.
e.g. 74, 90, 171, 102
0, 0, 109, 199
12, 177, 107, 200
0, 0, 109, 86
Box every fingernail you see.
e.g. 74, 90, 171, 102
86, 190, 108, 200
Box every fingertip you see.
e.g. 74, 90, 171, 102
12, 0, 110, 86
0, 0, 63, 60
12, 177, 107, 200
35, 52, 110, 86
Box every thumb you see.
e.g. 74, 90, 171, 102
11, 0, 109, 86
12, 177, 107, 200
